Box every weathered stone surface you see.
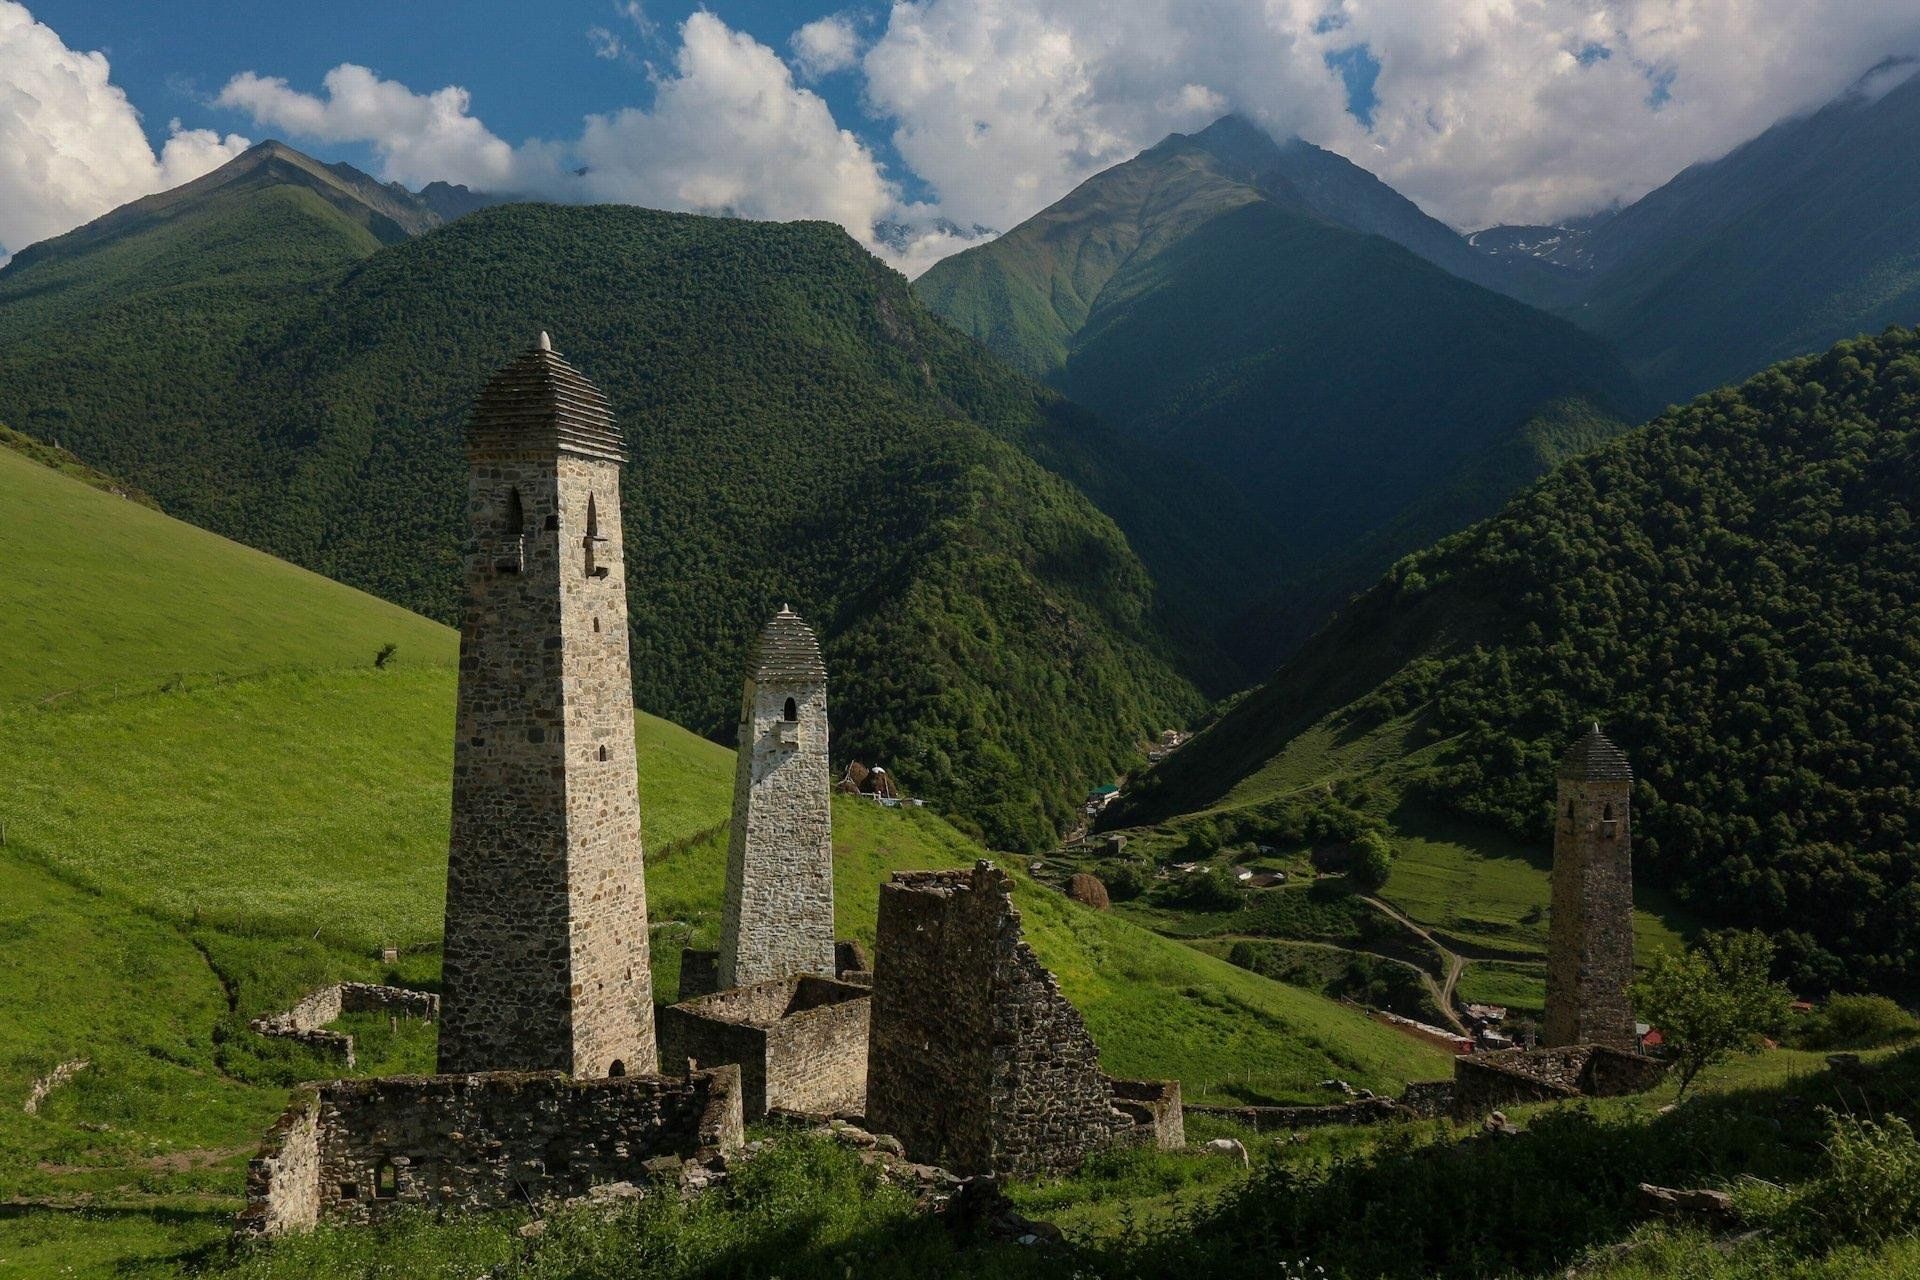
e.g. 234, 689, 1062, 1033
866, 861, 1180, 1177
658, 975, 869, 1120
719, 608, 835, 989
438, 338, 654, 1079
1451, 1044, 1667, 1117
250, 984, 439, 1069
1639, 1183, 1738, 1221
1546, 724, 1636, 1050
238, 1067, 742, 1234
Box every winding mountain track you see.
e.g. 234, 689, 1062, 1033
1362, 896, 1468, 1033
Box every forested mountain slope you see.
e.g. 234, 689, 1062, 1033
0, 155, 1229, 850
917, 117, 1640, 668
1124, 328, 1920, 996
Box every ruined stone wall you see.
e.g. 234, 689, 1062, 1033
240, 1067, 742, 1234
1106, 1077, 1185, 1149
659, 976, 868, 1119
1451, 1044, 1665, 1116
868, 862, 1147, 1177
239, 1087, 323, 1236
439, 341, 654, 1079
1546, 760, 1636, 1049
764, 985, 867, 1118
251, 984, 439, 1068
718, 610, 835, 989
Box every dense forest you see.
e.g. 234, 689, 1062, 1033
1131, 328, 1920, 996
0, 169, 1212, 851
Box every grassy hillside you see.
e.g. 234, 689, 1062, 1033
1123, 328, 1920, 999
0, 160, 1231, 853
0, 437, 1445, 1275
917, 118, 1640, 670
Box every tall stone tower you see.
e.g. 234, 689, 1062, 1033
1544, 723, 1636, 1049
717, 606, 835, 988
437, 333, 656, 1079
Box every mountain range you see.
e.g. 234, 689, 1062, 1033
915, 117, 1641, 665
1472, 60, 1920, 406
0, 141, 1235, 853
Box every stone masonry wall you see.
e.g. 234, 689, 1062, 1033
718, 609, 835, 989
659, 976, 868, 1119
250, 984, 439, 1068
1452, 1044, 1666, 1117
1546, 732, 1636, 1050
439, 342, 654, 1079
868, 862, 1173, 1177
239, 1067, 742, 1234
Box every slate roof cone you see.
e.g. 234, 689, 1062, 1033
465, 332, 624, 462
749, 605, 829, 683
1557, 723, 1633, 782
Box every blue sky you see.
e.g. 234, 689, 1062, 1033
5, 1, 1917, 271
26, 1, 904, 187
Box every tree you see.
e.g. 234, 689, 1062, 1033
1636, 930, 1792, 1099
1349, 830, 1396, 893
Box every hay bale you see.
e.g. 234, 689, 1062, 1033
1065, 872, 1111, 911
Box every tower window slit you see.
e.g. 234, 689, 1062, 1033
783, 697, 799, 723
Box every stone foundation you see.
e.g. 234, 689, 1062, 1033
249, 984, 440, 1069
658, 975, 869, 1120
1452, 1045, 1667, 1117
1106, 1076, 1185, 1149
238, 1066, 742, 1235
866, 861, 1181, 1177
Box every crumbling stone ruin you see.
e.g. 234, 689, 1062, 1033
866, 861, 1183, 1177
1545, 724, 1637, 1050
438, 332, 655, 1079
658, 975, 869, 1120
1451, 1044, 1667, 1116
718, 606, 835, 989
250, 983, 439, 1067
238, 1066, 743, 1235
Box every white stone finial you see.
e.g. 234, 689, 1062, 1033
536, 330, 552, 352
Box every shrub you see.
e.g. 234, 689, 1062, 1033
1167, 868, 1247, 912
1778, 1110, 1920, 1251
1349, 831, 1395, 893
1794, 995, 1920, 1051
1105, 860, 1150, 902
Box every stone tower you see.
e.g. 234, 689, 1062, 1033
717, 606, 835, 988
437, 333, 656, 1079
1544, 723, 1636, 1049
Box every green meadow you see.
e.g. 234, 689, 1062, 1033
0, 436, 1444, 1275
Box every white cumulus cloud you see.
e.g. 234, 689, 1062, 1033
791, 13, 863, 79
214, 13, 925, 267
858, 0, 1920, 232
0, 1, 248, 258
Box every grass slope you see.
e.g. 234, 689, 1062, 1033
0, 439, 1442, 1275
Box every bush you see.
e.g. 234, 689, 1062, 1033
1105, 860, 1151, 902
1778, 1111, 1920, 1251
1167, 867, 1247, 912
1349, 831, 1395, 892
1794, 995, 1920, 1051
